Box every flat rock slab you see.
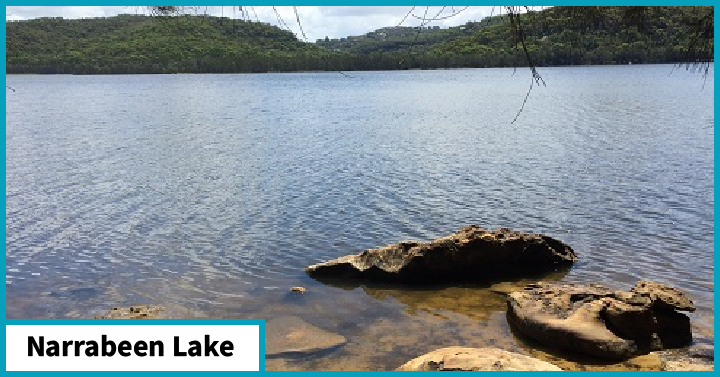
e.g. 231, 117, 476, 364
396, 347, 562, 371
266, 316, 346, 357
507, 281, 695, 360
306, 225, 577, 283
95, 305, 162, 319
664, 360, 714, 371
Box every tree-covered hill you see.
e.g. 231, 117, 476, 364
314, 15, 505, 55
317, 6, 713, 68
429, 6, 713, 67
6, 7, 713, 74
6, 14, 348, 74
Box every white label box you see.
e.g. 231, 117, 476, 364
6, 324, 261, 371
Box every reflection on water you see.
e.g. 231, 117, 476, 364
6, 65, 714, 369
316, 269, 571, 322
361, 286, 509, 321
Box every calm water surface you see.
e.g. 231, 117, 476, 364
6, 65, 714, 369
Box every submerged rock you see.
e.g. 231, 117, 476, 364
507, 281, 695, 360
396, 347, 562, 371
664, 360, 714, 371
306, 225, 576, 282
266, 316, 346, 357
290, 286, 306, 294
94, 305, 162, 319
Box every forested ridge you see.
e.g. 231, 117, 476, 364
6, 14, 346, 73
6, 7, 713, 74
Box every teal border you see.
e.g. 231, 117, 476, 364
3, 3, 717, 373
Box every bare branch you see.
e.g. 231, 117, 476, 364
506, 6, 545, 87
398, 7, 416, 27
250, 6, 260, 23
511, 78, 535, 124
410, 6, 469, 21
293, 6, 308, 41
272, 6, 291, 32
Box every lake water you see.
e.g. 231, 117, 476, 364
6, 65, 714, 370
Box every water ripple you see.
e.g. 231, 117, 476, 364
6, 66, 714, 324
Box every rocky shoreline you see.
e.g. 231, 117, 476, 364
95, 225, 714, 371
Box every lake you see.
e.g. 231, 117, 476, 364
5, 65, 714, 369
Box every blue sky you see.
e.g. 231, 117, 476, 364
5, 6, 509, 41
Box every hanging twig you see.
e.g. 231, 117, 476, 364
410, 6, 469, 21
505, 6, 545, 124
272, 6, 292, 32
397, 6, 472, 68
511, 78, 535, 124
411, 6, 446, 24
397, 7, 416, 27
399, 6, 431, 67
293, 6, 308, 41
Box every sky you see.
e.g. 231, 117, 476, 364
5, 6, 505, 41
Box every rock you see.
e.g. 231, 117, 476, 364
489, 281, 530, 295
664, 360, 714, 371
306, 225, 577, 282
487, 271, 570, 295
396, 347, 562, 371
290, 286, 306, 294
589, 353, 666, 371
266, 316, 346, 357
631, 280, 696, 312
524, 348, 670, 371
507, 281, 695, 360
92, 304, 210, 319
621, 354, 666, 370
94, 305, 162, 319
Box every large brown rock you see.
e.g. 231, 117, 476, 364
507, 281, 695, 360
396, 347, 562, 371
306, 225, 577, 282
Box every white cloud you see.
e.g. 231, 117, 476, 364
5, 6, 500, 41
6, 6, 128, 20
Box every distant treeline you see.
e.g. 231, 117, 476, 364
6, 6, 713, 74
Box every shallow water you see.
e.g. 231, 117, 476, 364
6, 65, 714, 369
